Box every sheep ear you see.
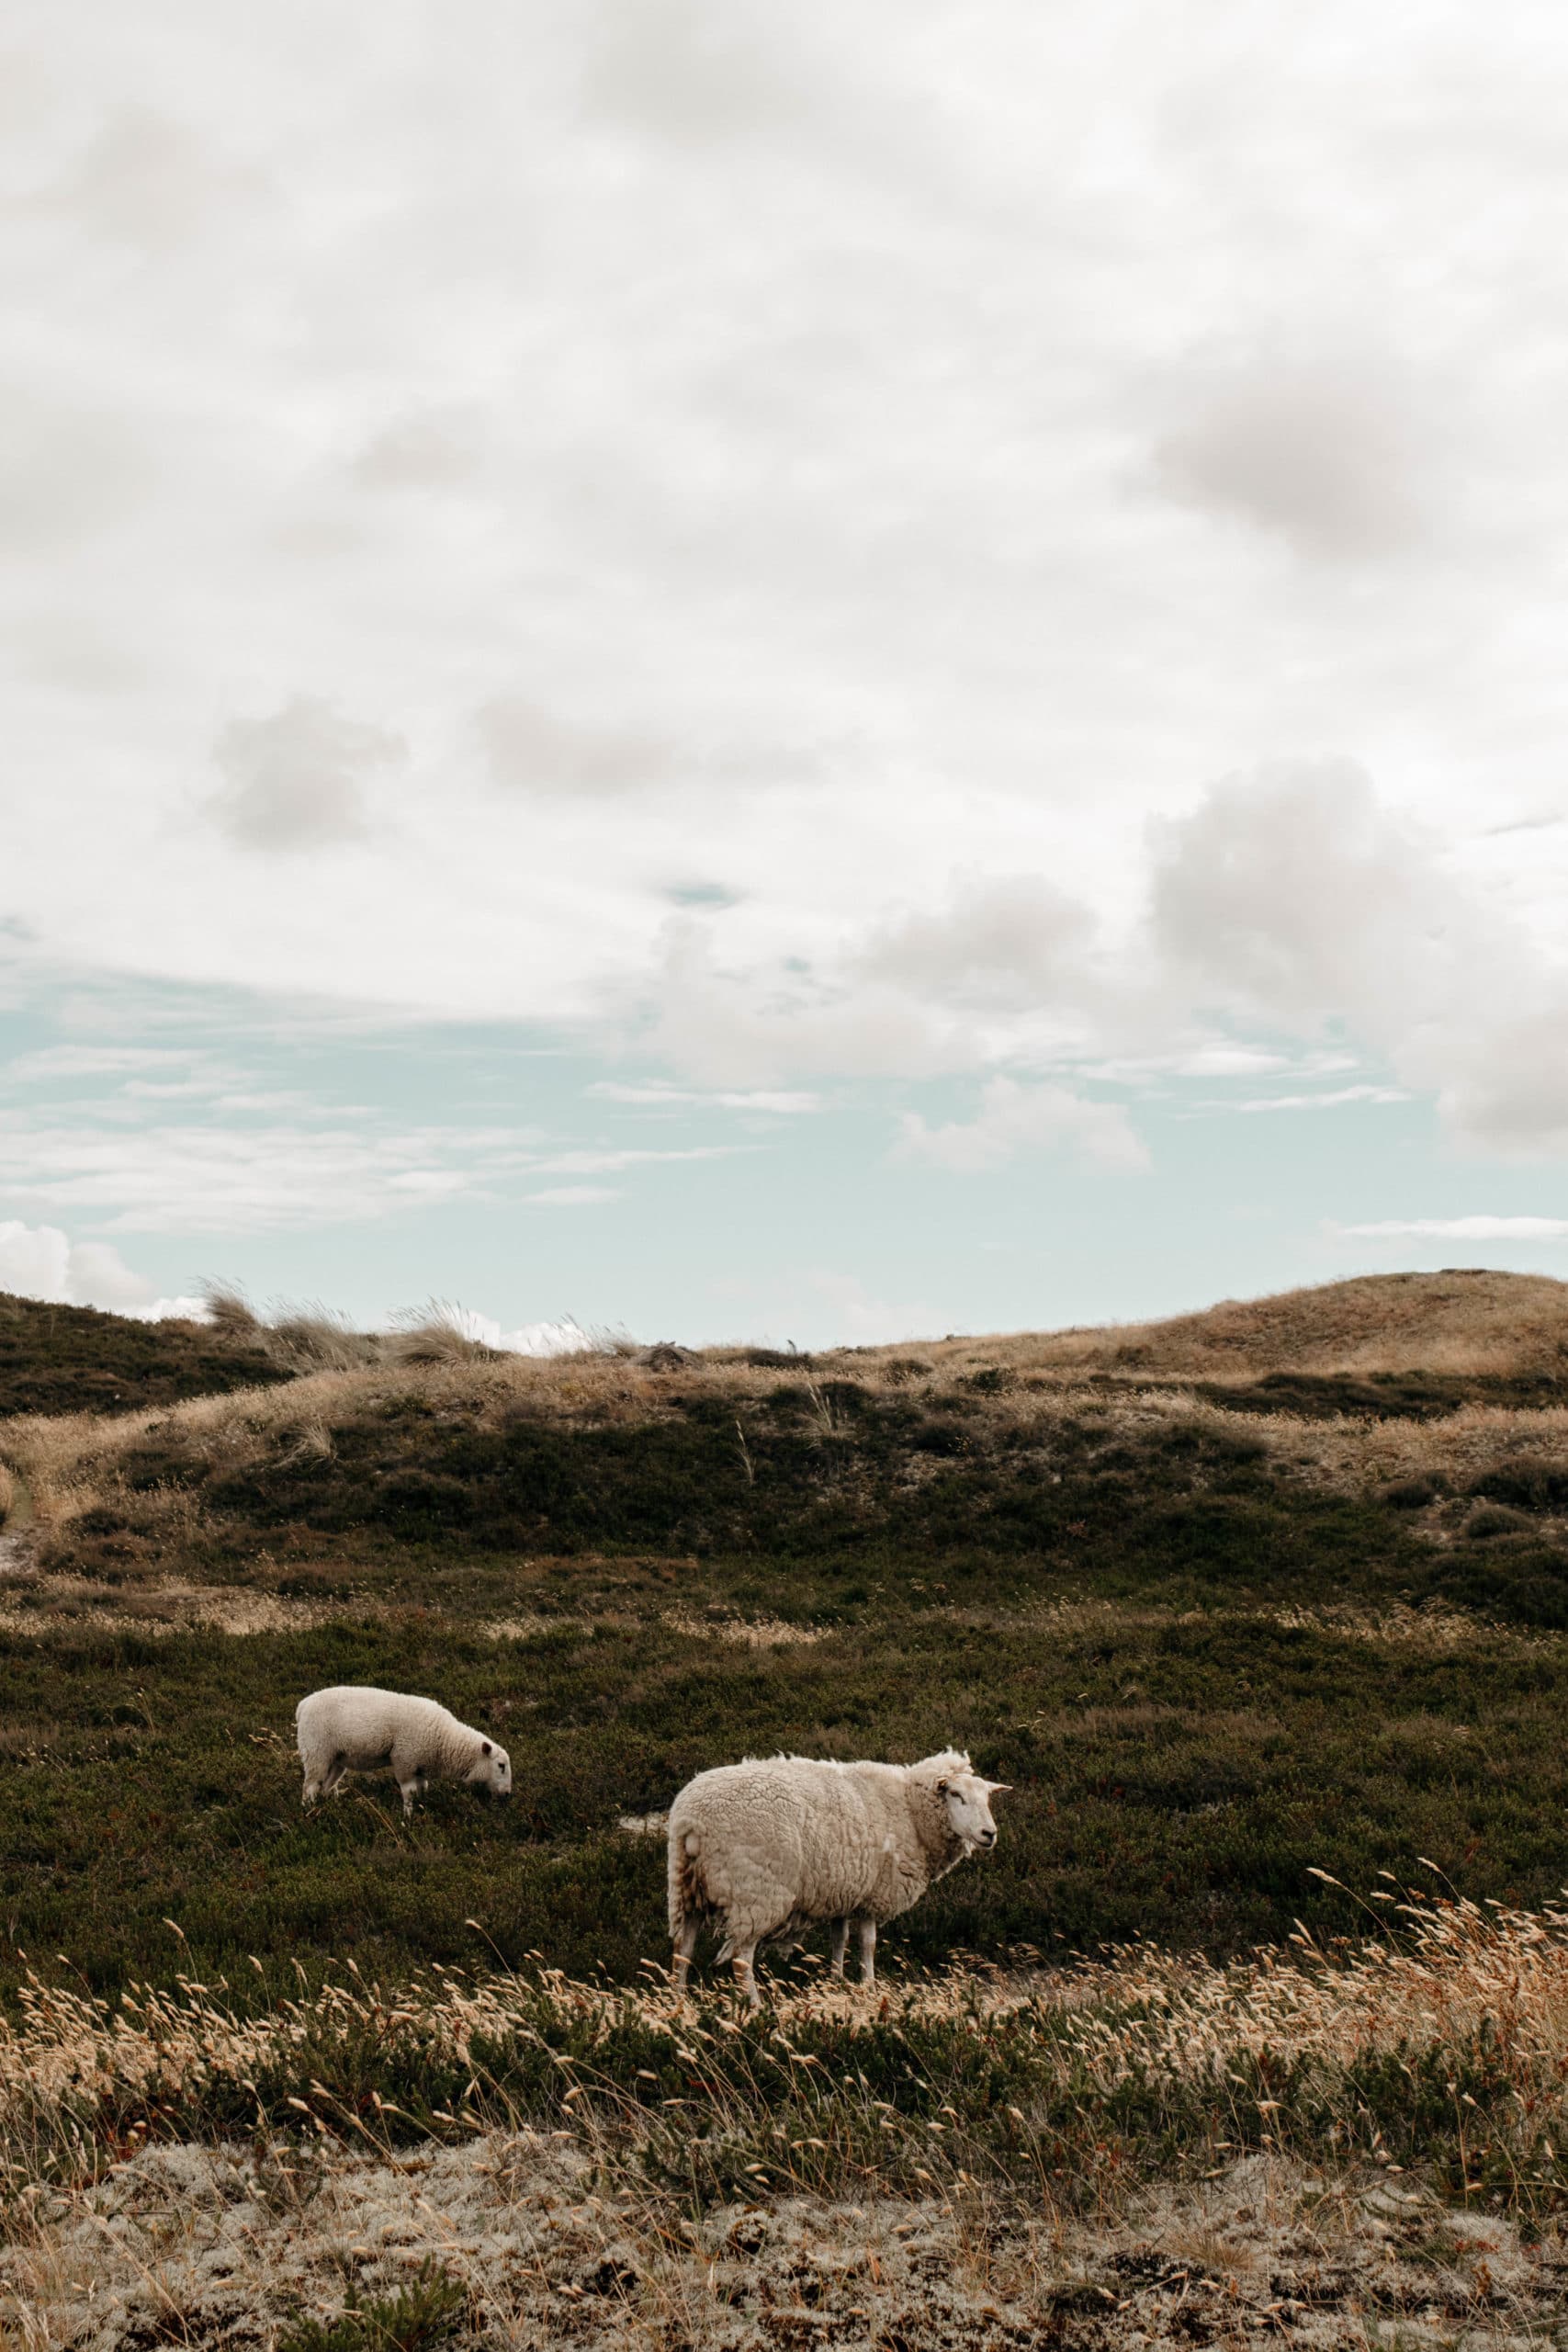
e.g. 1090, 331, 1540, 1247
936, 1778, 949, 1795
482, 1740, 492, 1756
984, 1781, 1012, 1796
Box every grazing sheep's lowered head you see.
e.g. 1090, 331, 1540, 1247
469, 1739, 512, 1799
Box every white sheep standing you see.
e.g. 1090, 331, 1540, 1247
296, 1685, 512, 1818
667, 1747, 1008, 2006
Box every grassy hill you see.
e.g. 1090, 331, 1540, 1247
4, 1273, 1568, 2335
0, 1288, 288, 1419
852, 1265, 1568, 1379
0, 1272, 1564, 2009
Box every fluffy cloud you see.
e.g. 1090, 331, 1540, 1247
432, 1306, 595, 1354
1151, 347, 1429, 560
0, 1219, 203, 1317
860, 878, 1099, 1014
895, 1078, 1148, 1174
1150, 761, 1464, 1028
6, 0, 1568, 1260
1150, 760, 1568, 1154
477, 700, 674, 795
8, 0, 1568, 1048
209, 699, 404, 852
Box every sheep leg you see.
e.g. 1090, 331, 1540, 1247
829, 1918, 849, 1978
304, 1751, 347, 1805
733, 1946, 761, 2009
671, 1917, 698, 1992
858, 1918, 877, 1988
397, 1775, 422, 1817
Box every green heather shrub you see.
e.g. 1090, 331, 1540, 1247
276, 2262, 469, 2352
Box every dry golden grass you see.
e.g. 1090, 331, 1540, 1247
895, 1268, 1568, 1380
6, 1336, 1567, 1549
0, 1574, 329, 1639
2, 1881, 1567, 2352
6, 1272, 1568, 1564
3, 1891, 1563, 2155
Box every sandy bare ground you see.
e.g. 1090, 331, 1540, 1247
4, 2140, 1565, 2350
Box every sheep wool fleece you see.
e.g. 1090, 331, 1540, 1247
668, 1752, 967, 1957
296, 1686, 503, 1812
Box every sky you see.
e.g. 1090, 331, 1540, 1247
3, 0, 1567, 1350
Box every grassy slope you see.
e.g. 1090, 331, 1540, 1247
0, 1289, 287, 1419
1, 1271, 1566, 2007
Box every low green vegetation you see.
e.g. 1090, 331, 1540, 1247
0, 1287, 284, 1419
1, 1287, 1565, 2018
0, 1546, 1564, 2005
3, 1274, 1568, 2267
276, 2262, 470, 2352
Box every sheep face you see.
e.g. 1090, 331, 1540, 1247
936, 1770, 1009, 1853
468, 1739, 512, 1798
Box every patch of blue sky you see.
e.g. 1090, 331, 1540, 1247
6, 967, 1563, 1348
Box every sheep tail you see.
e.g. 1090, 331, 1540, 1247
668, 1825, 709, 1937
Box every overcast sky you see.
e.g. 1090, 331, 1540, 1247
3, 0, 1567, 1347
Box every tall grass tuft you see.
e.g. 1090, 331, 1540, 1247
199, 1282, 265, 1344
383, 1302, 502, 1368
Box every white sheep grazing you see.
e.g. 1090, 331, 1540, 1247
667, 1747, 1009, 2006
296, 1685, 512, 1819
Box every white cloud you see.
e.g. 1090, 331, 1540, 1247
1332, 1216, 1568, 1240
477, 699, 675, 795
16, 0, 1568, 1057
6, 0, 1568, 1249
895, 1078, 1149, 1174
1208, 1084, 1409, 1114
1151, 345, 1430, 560
426, 1306, 594, 1354
0, 1121, 541, 1233
1149, 761, 1568, 1156
529, 1144, 751, 1174
6, 1046, 207, 1083
0, 1217, 203, 1318
209, 698, 405, 852
350, 407, 483, 492
524, 1186, 621, 1206
860, 877, 1098, 1013
51, 103, 243, 252
587, 1081, 821, 1113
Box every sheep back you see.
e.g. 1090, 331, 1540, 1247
668, 1756, 953, 1954
296, 1686, 483, 1780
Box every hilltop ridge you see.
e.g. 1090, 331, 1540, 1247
0, 1288, 288, 1419
3, 1269, 1563, 1424
853, 1268, 1568, 1383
